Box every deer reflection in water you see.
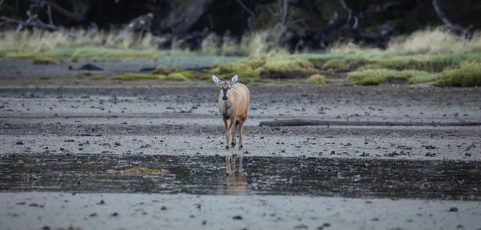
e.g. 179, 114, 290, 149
224, 154, 247, 194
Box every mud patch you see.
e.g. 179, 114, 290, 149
1, 154, 480, 200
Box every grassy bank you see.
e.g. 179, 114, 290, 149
2, 28, 481, 87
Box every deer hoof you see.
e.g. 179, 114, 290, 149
231, 142, 236, 147
239, 145, 243, 150
225, 145, 229, 150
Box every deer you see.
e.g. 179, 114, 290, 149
211, 74, 250, 149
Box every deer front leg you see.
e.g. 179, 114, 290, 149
225, 155, 233, 175
227, 118, 236, 149
224, 119, 230, 149
231, 120, 238, 148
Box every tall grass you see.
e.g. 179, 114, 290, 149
0, 30, 157, 52
329, 27, 481, 55
0, 29, 288, 59
387, 28, 481, 54
325, 27, 481, 86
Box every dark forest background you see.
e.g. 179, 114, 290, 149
1, 0, 480, 50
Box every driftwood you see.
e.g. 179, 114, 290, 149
259, 119, 481, 127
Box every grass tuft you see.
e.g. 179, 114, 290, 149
347, 69, 437, 85
307, 74, 327, 84
90, 75, 107, 81
112, 73, 159, 81
32, 57, 57, 65
161, 73, 188, 81
437, 62, 481, 87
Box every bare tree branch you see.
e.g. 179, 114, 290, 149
339, 0, 352, 26
26, 0, 88, 23
358, 2, 402, 20
432, 0, 472, 38
234, 0, 255, 17
47, 4, 53, 25
339, 0, 359, 29
2, 15, 57, 31
276, 0, 289, 26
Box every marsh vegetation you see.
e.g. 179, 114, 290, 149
1, 28, 480, 86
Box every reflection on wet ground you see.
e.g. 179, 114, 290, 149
1, 154, 480, 200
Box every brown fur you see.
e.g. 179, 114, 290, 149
218, 82, 250, 149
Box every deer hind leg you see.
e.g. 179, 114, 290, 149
238, 118, 246, 149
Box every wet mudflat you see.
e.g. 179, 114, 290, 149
1, 64, 481, 229
1, 154, 480, 200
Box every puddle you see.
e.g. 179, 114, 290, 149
1, 154, 480, 200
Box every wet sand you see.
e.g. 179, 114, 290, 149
1, 57, 481, 229
2, 192, 481, 230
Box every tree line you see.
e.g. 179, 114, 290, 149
1, 0, 478, 50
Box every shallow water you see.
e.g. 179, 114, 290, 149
1, 154, 480, 200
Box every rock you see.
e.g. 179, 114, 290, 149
425, 152, 436, 157
294, 224, 308, 229
69, 64, 103, 71
448, 207, 458, 212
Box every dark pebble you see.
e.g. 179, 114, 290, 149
294, 224, 308, 229
42, 226, 51, 230
425, 152, 436, 157
449, 207, 458, 212
16, 141, 24, 145
161, 206, 167, 211
111, 212, 118, 217
233, 215, 243, 220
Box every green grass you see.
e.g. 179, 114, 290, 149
161, 73, 188, 81
2, 28, 481, 87
32, 57, 57, 65
304, 51, 481, 73
111, 73, 189, 81
90, 75, 107, 81
209, 60, 263, 79
347, 68, 438, 85
5, 46, 163, 60
437, 62, 481, 87
209, 57, 317, 80
307, 74, 327, 84
112, 73, 160, 81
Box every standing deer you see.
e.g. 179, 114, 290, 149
212, 74, 250, 149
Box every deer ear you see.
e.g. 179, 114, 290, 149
231, 74, 239, 85
212, 75, 220, 86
